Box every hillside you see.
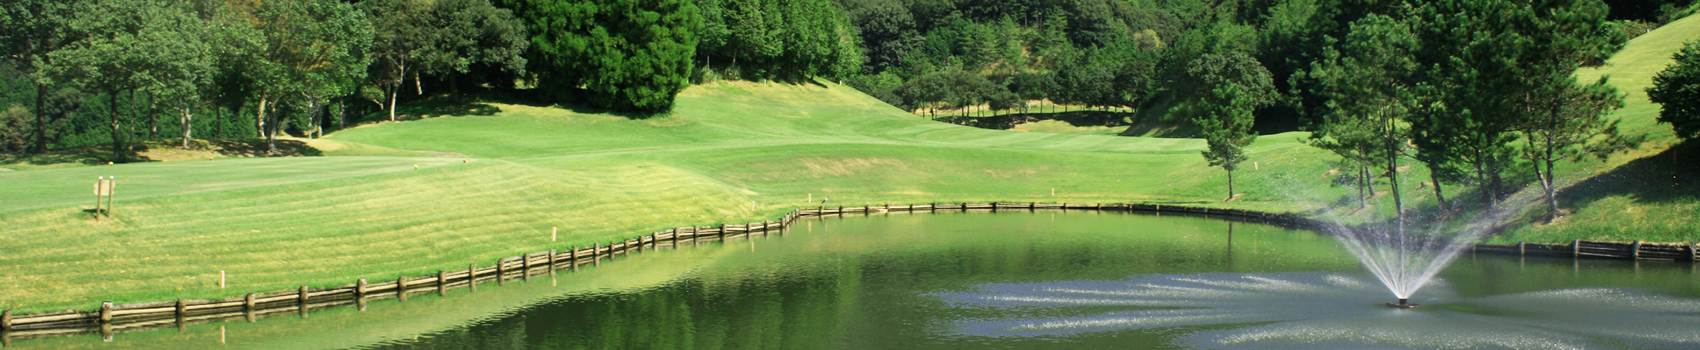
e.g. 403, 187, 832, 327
1491, 14, 1700, 243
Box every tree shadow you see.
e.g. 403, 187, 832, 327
0, 138, 323, 168
1555, 138, 1699, 208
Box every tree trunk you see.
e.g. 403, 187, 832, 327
1543, 150, 1559, 222
180, 107, 193, 149
109, 92, 123, 163
1389, 148, 1404, 223
1429, 169, 1448, 212
214, 104, 224, 139
256, 95, 268, 138
450, 73, 459, 102
146, 92, 157, 140
33, 84, 47, 154
337, 96, 347, 130
266, 104, 277, 153
1360, 166, 1371, 208
256, 96, 274, 153
1226, 168, 1235, 200
414, 70, 423, 96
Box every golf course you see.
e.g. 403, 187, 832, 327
1, 9, 1696, 318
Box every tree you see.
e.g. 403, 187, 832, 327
846, 0, 921, 73
42, 0, 207, 162
1648, 40, 1700, 140
517, 0, 700, 112
1008, 72, 1057, 113
1412, 0, 1527, 204
360, 0, 427, 122
1307, 14, 1420, 218
1520, 75, 1625, 220
155, 3, 217, 150
1, 0, 84, 154
1187, 52, 1275, 199
240, 0, 372, 152
1502, 0, 1628, 221
417, 0, 528, 101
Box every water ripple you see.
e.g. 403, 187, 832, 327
931, 272, 1700, 349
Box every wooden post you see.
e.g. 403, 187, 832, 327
356, 278, 368, 298
2, 309, 11, 331
244, 293, 256, 311
569, 246, 578, 271
1691, 242, 1698, 262
468, 263, 477, 292
1573, 240, 1581, 259
497, 258, 506, 285
594, 243, 601, 267
106, 177, 115, 218
437, 270, 448, 295
397, 275, 410, 299
548, 249, 557, 272
175, 298, 186, 318
1518, 241, 1526, 256
1632, 241, 1642, 260
299, 285, 310, 304
94, 176, 103, 221
100, 301, 113, 323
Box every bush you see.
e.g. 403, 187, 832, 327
1648, 40, 1700, 139
0, 105, 31, 155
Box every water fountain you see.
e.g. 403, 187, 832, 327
1318, 197, 1525, 308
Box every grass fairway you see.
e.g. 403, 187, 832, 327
0, 16, 1694, 314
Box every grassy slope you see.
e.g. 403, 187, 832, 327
1490, 14, 1700, 243
0, 16, 1691, 313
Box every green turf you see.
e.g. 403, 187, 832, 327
0, 16, 1694, 314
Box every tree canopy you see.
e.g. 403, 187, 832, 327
515, 0, 700, 112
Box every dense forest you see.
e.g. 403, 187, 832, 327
3, 0, 1699, 220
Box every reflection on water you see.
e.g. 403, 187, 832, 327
935, 272, 1700, 349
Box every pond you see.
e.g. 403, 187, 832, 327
15, 211, 1700, 349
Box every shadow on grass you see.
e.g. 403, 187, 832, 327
0, 138, 322, 168
1556, 138, 1700, 208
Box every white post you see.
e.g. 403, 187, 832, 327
552, 227, 557, 242
220, 270, 226, 288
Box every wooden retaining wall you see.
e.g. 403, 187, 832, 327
2, 202, 1691, 345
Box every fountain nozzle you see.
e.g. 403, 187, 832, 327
1386, 298, 1418, 309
